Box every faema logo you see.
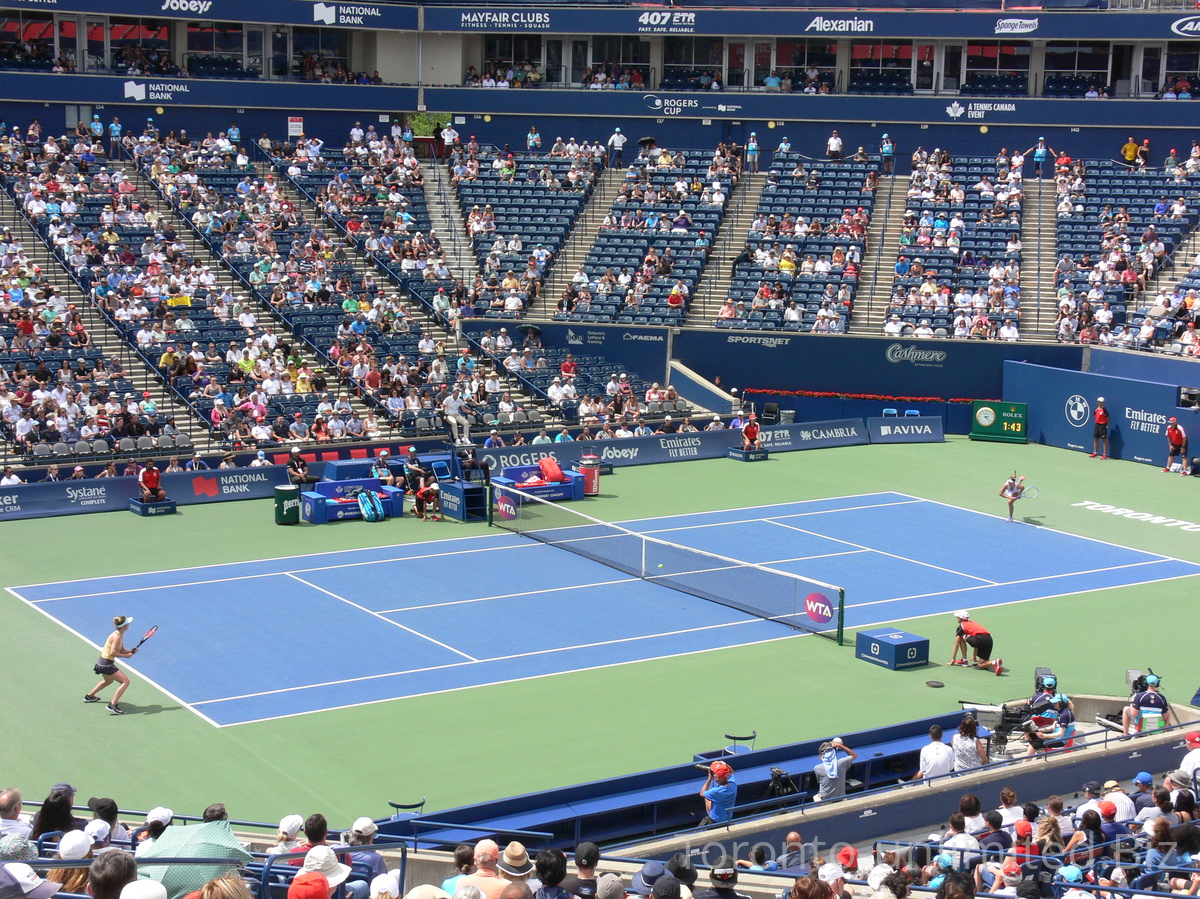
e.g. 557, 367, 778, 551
805, 592, 835, 624
643, 94, 699, 116
885, 343, 946, 365
804, 14, 873, 32
727, 335, 792, 348
995, 17, 1038, 34
160, 0, 213, 12
624, 332, 664, 341
1064, 394, 1090, 428
1172, 15, 1200, 35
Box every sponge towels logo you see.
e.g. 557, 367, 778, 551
1065, 394, 1091, 428
994, 17, 1038, 34
314, 2, 336, 22
124, 81, 147, 101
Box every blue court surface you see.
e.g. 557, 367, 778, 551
12, 492, 1199, 727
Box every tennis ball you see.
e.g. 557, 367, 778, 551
657, 564, 663, 568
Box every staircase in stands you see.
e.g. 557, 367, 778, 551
419, 159, 477, 282
1020, 178, 1061, 341
687, 172, 768, 324
536, 167, 627, 314
854, 174, 906, 333
126, 158, 378, 426
0, 190, 217, 455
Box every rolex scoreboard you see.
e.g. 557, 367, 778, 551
969, 401, 1028, 444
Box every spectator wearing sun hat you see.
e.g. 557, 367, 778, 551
498, 842, 538, 889
629, 862, 669, 897
0, 835, 35, 864
303, 845, 358, 899
818, 862, 850, 899
85, 819, 113, 852
1102, 781, 1137, 822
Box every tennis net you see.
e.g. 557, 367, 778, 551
490, 485, 845, 643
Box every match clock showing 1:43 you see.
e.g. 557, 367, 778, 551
969, 401, 1028, 444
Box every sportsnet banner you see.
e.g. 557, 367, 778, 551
867, 416, 946, 443
0, 466, 288, 522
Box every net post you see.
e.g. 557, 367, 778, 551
836, 587, 845, 646
486, 484, 494, 528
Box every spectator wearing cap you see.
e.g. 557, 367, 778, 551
85, 818, 112, 852
30, 784, 82, 839
186, 452, 211, 472
925, 855, 954, 892
0, 791, 30, 839
342, 817, 388, 881
47, 830, 94, 893
699, 761, 737, 825
818, 862, 849, 899
136, 807, 173, 857
595, 874, 623, 899
664, 854, 697, 899
561, 843, 600, 899
1183, 734, 1200, 782
289, 873, 332, 899
88, 849, 139, 899
0, 862, 62, 899
1122, 673, 1171, 735
1057, 866, 1090, 899
460, 840, 507, 899
692, 857, 748, 899
1097, 800, 1133, 854
1011, 820, 1038, 861
1131, 772, 1157, 812
484, 429, 505, 449
288, 448, 319, 485
266, 815, 304, 856
813, 738, 858, 800
1102, 781, 1137, 822
1023, 694, 1075, 756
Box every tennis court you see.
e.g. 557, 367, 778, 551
13, 490, 1197, 728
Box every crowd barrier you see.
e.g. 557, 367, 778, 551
0, 466, 289, 522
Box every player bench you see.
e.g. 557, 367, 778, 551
492, 464, 585, 503
301, 478, 405, 524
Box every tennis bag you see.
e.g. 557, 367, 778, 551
357, 490, 385, 522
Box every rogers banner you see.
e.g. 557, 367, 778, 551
0, 466, 289, 522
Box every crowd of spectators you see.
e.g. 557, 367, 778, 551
881, 146, 1027, 341
464, 62, 546, 88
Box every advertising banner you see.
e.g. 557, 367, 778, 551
476, 418, 868, 473
1, 0, 417, 29
0, 465, 289, 522
1003, 362, 1182, 466
867, 416, 946, 443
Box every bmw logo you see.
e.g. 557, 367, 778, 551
1065, 394, 1090, 427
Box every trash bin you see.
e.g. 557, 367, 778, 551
274, 484, 300, 525
578, 454, 601, 496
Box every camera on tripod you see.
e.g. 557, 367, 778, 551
992, 667, 1058, 751
1127, 668, 1163, 696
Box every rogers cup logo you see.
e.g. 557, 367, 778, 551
643, 94, 698, 116
805, 592, 834, 624
1065, 394, 1090, 428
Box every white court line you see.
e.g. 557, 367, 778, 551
615, 491, 905, 527
891, 492, 1194, 565
213, 630, 802, 728
285, 573, 477, 661
765, 518, 999, 585
638, 499, 923, 535
846, 557, 1174, 609
193, 616, 766, 707
4, 586, 222, 728
377, 577, 639, 613
13, 531, 520, 592
29, 542, 539, 604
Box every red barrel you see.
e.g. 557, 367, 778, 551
578, 454, 601, 495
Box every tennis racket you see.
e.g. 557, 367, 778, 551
132, 625, 158, 651
1019, 485, 1039, 499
